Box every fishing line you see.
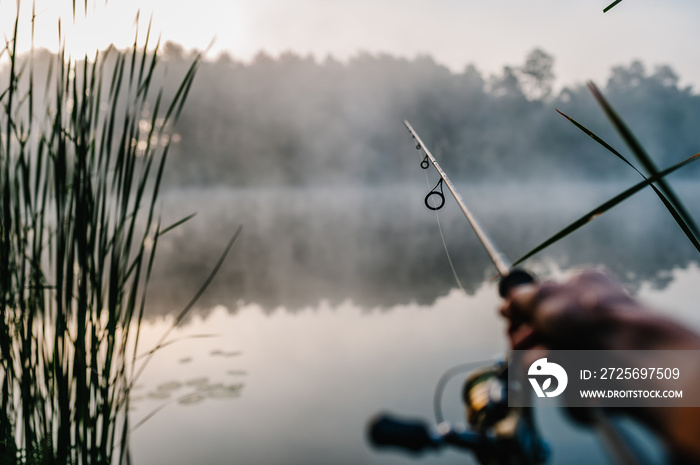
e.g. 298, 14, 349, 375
417, 147, 489, 425
421, 161, 466, 294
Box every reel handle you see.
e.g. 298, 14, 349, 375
368, 414, 439, 453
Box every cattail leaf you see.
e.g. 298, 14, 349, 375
557, 107, 700, 250
588, 82, 700, 238
131, 225, 243, 386
513, 152, 700, 266
0, 11, 203, 461
158, 213, 197, 237
604, 0, 623, 12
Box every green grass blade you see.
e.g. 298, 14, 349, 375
603, 0, 623, 12
137, 36, 161, 99
557, 107, 700, 251
556, 109, 638, 172
163, 58, 200, 123
0, 11, 202, 459
135, 334, 219, 360
131, 225, 243, 386
588, 82, 700, 238
158, 213, 197, 237
136, 15, 153, 91
647, 182, 700, 253
513, 152, 700, 266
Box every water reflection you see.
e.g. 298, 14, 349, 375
145, 181, 699, 317
131, 263, 700, 465
131, 289, 504, 465
131, 181, 700, 465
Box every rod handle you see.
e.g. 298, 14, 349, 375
498, 268, 536, 298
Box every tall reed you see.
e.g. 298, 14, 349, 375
513, 84, 700, 266
0, 9, 198, 464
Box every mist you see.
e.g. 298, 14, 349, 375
4, 45, 699, 316
5, 45, 698, 186
141, 46, 700, 316
142, 180, 700, 317
161, 45, 700, 188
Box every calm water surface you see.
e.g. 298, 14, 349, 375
129, 182, 700, 465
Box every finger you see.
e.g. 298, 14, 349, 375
502, 283, 539, 320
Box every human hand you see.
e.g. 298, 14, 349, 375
500, 268, 700, 351
499, 268, 700, 462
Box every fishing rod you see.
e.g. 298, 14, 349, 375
403, 120, 534, 298
368, 121, 650, 465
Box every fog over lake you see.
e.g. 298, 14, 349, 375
145, 180, 700, 319
130, 180, 699, 465
121, 52, 700, 463
120, 53, 700, 464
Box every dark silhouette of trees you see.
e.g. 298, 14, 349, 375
155, 45, 700, 187
7, 45, 697, 188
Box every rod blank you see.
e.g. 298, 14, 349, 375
404, 120, 512, 277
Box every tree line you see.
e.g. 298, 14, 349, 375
165, 45, 700, 187
6, 44, 700, 187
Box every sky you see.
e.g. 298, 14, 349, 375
1, 0, 699, 89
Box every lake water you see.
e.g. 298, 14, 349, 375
128, 181, 700, 465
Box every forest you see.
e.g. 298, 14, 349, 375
3, 43, 698, 313
159, 44, 700, 187
3, 45, 698, 187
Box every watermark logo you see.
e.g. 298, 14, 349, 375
510, 350, 695, 407
528, 357, 568, 397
